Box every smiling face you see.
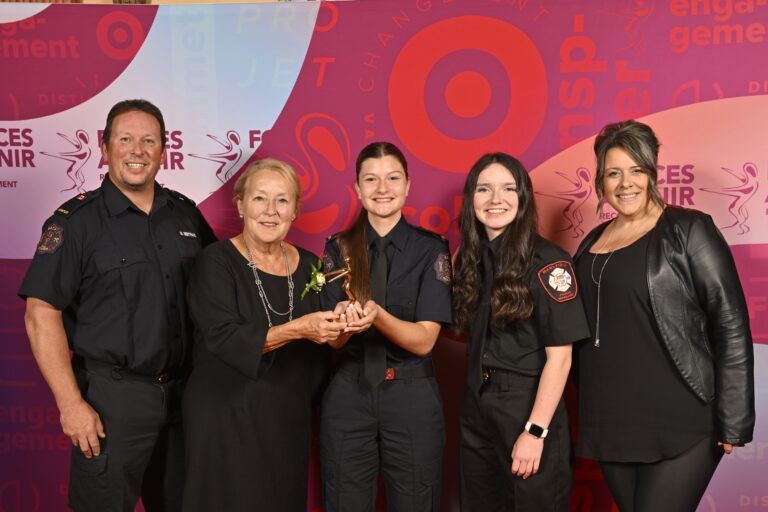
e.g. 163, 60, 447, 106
355, 154, 411, 224
602, 147, 652, 220
101, 110, 164, 194
237, 168, 297, 245
473, 163, 519, 240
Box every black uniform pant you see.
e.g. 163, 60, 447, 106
69, 362, 184, 512
459, 375, 572, 512
320, 363, 445, 512
598, 434, 723, 512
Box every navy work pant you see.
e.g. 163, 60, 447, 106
69, 363, 184, 512
320, 364, 445, 512
459, 376, 573, 512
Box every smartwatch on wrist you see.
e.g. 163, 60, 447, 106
524, 421, 548, 439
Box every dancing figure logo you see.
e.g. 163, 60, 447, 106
40, 129, 91, 193
190, 130, 243, 183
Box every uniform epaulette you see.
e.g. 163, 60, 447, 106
166, 188, 196, 205
53, 189, 101, 217
412, 225, 448, 243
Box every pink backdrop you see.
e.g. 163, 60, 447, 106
1, 1, 766, 510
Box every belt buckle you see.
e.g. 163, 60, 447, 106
482, 368, 491, 383
384, 368, 395, 381
155, 373, 171, 384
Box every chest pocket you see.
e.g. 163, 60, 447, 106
94, 247, 150, 305
387, 284, 417, 322
174, 235, 203, 279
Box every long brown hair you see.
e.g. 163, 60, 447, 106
452, 153, 537, 331
337, 142, 409, 302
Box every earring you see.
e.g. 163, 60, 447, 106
239, 214, 244, 219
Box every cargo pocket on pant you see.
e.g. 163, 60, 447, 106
69, 451, 110, 509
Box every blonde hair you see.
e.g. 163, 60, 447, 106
233, 158, 301, 213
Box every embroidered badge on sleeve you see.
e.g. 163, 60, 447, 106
537, 261, 577, 302
434, 253, 452, 284
36, 224, 64, 254
322, 251, 335, 274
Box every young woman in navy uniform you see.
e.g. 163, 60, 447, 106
452, 153, 590, 511
319, 142, 452, 512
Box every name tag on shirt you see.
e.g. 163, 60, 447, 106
179, 231, 198, 239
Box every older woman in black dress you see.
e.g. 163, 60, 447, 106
573, 120, 755, 512
182, 159, 352, 511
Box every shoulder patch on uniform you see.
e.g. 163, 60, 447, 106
36, 223, 64, 254
166, 188, 196, 205
434, 252, 452, 284
54, 190, 99, 217
537, 260, 577, 302
322, 251, 335, 274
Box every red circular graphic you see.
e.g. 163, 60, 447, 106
388, 16, 547, 173
114, 27, 129, 44
96, 11, 146, 60
445, 71, 491, 119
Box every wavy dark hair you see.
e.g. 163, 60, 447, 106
452, 153, 537, 331
594, 120, 664, 212
337, 142, 409, 303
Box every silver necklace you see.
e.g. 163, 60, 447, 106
590, 250, 615, 348
244, 239, 294, 327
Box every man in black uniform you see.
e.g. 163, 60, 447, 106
18, 99, 216, 512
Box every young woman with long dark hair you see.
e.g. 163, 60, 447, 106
453, 153, 590, 511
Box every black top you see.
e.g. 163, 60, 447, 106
575, 231, 714, 462
467, 235, 590, 389
18, 175, 216, 375
320, 216, 452, 365
182, 240, 330, 511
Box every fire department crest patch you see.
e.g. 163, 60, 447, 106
434, 253, 452, 284
36, 224, 64, 255
322, 251, 335, 274
537, 261, 577, 302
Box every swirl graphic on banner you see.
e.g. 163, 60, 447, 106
388, 16, 547, 173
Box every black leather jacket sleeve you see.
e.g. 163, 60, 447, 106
682, 210, 755, 445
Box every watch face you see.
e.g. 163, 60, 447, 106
527, 423, 545, 438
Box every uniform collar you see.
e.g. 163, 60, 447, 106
366, 215, 409, 252
102, 173, 170, 216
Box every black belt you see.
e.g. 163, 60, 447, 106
76, 357, 174, 384
481, 368, 538, 389
338, 358, 435, 381
384, 359, 434, 381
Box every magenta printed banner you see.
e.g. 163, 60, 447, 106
1, 1, 766, 511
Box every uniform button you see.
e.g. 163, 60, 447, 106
121, 258, 127, 263
483, 353, 488, 359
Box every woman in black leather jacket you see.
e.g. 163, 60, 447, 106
573, 120, 754, 512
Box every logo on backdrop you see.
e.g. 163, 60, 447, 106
535, 167, 592, 238
386, 15, 548, 174
40, 130, 91, 193
190, 130, 243, 184
699, 162, 759, 235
